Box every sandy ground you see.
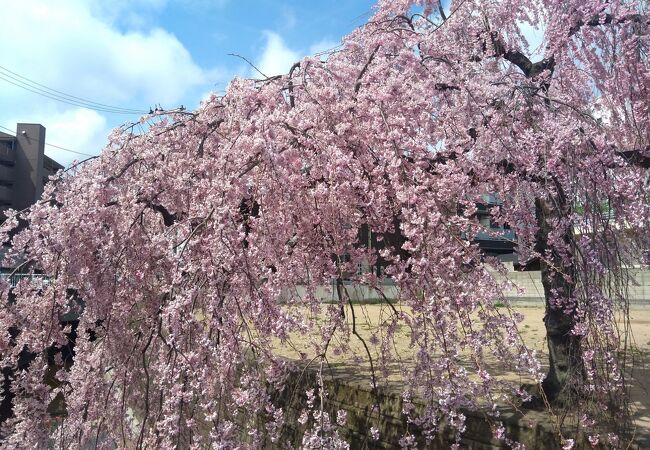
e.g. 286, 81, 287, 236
273, 303, 650, 442
275, 303, 650, 373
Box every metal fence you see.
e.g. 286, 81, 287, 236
0, 273, 50, 288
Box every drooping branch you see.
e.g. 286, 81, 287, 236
287, 62, 301, 108
227, 53, 270, 80
354, 45, 381, 94
106, 158, 142, 184
489, 10, 649, 80
569, 12, 649, 37
196, 119, 224, 157
238, 197, 260, 250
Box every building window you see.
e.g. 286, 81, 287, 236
0, 140, 15, 164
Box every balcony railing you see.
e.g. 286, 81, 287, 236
1, 273, 50, 288
474, 228, 516, 242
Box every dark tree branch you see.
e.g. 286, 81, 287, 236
586, 137, 650, 169
434, 82, 461, 91
569, 13, 649, 37
227, 53, 269, 79
496, 159, 550, 184
139, 200, 178, 227
490, 31, 556, 79
490, 11, 647, 80
287, 62, 301, 108
149, 203, 178, 227
106, 158, 142, 183
437, 0, 447, 21
617, 147, 650, 169
354, 45, 381, 94
197, 120, 224, 157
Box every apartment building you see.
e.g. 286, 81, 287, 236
0, 123, 63, 215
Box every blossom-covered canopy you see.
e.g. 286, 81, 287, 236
1, 0, 648, 448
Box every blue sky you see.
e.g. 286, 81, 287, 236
0, 0, 377, 165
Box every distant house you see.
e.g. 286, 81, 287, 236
0, 123, 64, 216
473, 194, 517, 261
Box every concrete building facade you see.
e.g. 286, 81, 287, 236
0, 123, 63, 215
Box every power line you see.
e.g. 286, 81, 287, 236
0, 73, 140, 114
44, 141, 95, 158
0, 65, 148, 115
349, 8, 374, 25
0, 65, 145, 113
304, 9, 374, 60
0, 72, 146, 115
0, 125, 95, 157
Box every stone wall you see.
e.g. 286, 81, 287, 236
246, 366, 635, 449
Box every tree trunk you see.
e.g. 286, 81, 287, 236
535, 198, 583, 402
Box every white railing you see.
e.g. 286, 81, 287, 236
1, 273, 50, 288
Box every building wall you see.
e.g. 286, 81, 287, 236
13, 123, 46, 212
495, 268, 650, 306
279, 279, 399, 304
0, 134, 15, 209
0, 123, 63, 216
278, 269, 650, 306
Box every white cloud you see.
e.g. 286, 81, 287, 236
256, 32, 301, 78
0, 0, 210, 106
43, 109, 110, 165
254, 34, 343, 79
0, 0, 353, 168
0, 0, 227, 164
